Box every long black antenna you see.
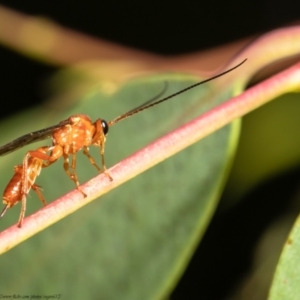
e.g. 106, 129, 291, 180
108, 59, 247, 126
123, 81, 168, 115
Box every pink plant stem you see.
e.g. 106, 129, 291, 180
0, 62, 300, 253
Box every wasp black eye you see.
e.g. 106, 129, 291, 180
102, 120, 109, 135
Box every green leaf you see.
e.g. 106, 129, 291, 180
269, 214, 300, 300
0, 73, 240, 299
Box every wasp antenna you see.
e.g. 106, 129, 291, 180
108, 58, 247, 126
123, 81, 169, 115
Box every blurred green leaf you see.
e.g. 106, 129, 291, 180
225, 92, 300, 203
0, 73, 240, 299
269, 214, 300, 300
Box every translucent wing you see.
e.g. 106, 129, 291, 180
0, 119, 71, 156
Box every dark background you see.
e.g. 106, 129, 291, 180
0, 1, 300, 299
1, 1, 299, 120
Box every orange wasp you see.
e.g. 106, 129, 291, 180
0, 59, 246, 227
